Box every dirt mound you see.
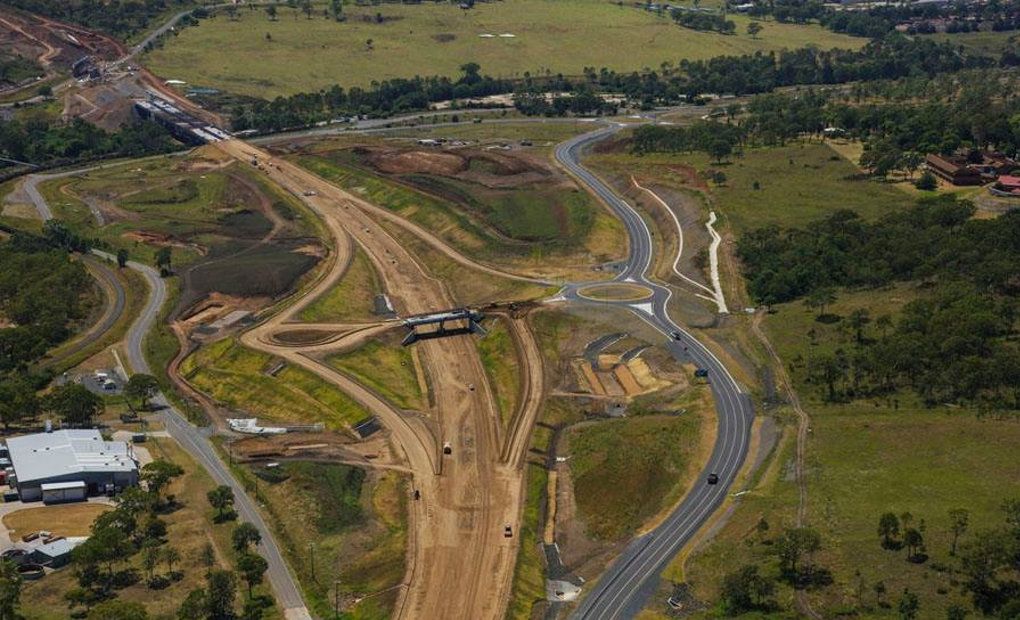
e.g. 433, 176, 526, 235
368, 149, 468, 176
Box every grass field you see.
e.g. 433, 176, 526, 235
19, 437, 253, 620
327, 333, 425, 412
231, 460, 407, 619
145, 0, 864, 98
568, 414, 703, 541
926, 30, 1018, 55
675, 286, 1020, 618
3, 503, 111, 539
475, 317, 520, 428
299, 246, 381, 322
181, 336, 370, 429
589, 140, 915, 233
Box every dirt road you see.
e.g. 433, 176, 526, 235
217, 138, 540, 619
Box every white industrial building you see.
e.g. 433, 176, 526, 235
4, 430, 139, 502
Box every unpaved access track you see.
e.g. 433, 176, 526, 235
218, 138, 545, 620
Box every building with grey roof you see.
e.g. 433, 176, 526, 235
5, 430, 139, 502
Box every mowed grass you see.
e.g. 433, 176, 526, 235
146, 0, 864, 98
327, 334, 425, 411
232, 460, 407, 619
3, 503, 111, 539
299, 246, 381, 322
589, 140, 915, 233
475, 317, 520, 428
181, 336, 370, 430
568, 414, 702, 541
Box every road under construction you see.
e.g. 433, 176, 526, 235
220, 137, 548, 619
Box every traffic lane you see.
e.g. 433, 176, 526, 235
574, 337, 751, 620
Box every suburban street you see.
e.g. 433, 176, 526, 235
556, 126, 756, 620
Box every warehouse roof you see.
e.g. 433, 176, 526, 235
6, 430, 137, 484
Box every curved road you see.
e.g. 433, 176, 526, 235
556, 125, 755, 620
22, 171, 311, 620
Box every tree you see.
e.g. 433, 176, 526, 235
708, 138, 733, 163
226, 4, 238, 20
915, 170, 937, 191
141, 459, 184, 506
720, 564, 775, 613
87, 600, 149, 620
948, 508, 969, 556
301, 0, 312, 19
125, 374, 159, 410
163, 547, 180, 575
178, 588, 207, 620
747, 21, 763, 38
206, 570, 237, 619
46, 383, 103, 426
154, 247, 172, 277
873, 580, 887, 606
142, 546, 159, 582
776, 527, 821, 579
0, 559, 22, 620
265, 4, 278, 20
233, 522, 262, 552
879, 512, 900, 548
0, 378, 39, 430
898, 588, 919, 619
201, 542, 217, 568
237, 552, 268, 599
207, 485, 235, 522
330, 0, 343, 20
946, 603, 968, 620
903, 527, 924, 561
117, 248, 129, 268
806, 287, 837, 318
847, 308, 870, 344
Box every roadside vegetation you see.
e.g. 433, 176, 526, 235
180, 336, 369, 430
327, 333, 425, 412
299, 246, 380, 323
475, 317, 520, 428
229, 460, 408, 619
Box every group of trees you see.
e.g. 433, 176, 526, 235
229, 62, 513, 132
671, 10, 736, 34
65, 460, 183, 613
631, 120, 744, 161
0, 117, 174, 174
0, 53, 43, 87
739, 198, 1019, 409
719, 525, 827, 614
512, 86, 617, 117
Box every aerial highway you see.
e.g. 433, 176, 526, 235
556, 125, 756, 620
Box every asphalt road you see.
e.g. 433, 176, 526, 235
557, 125, 755, 620
23, 171, 311, 620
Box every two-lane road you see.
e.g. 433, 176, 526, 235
557, 125, 755, 620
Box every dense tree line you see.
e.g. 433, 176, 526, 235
224, 34, 1001, 130
671, 10, 736, 34
3, 0, 197, 39
0, 54, 43, 86
0, 232, 93, 374
739, 199, 1019, 408
230, 62, 513, 132
0, 117, 175, 173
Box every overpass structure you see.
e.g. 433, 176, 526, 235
401, 308, 487, 346
133, 94, 231, 145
